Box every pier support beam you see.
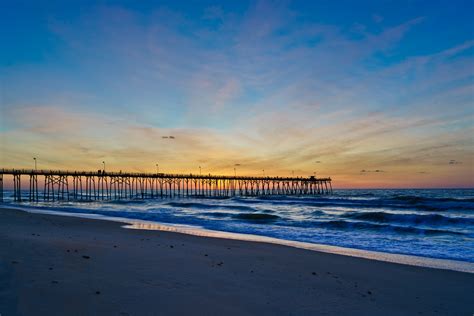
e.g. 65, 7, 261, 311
0, 174, 3, 202
29, 174, 39, 201
13, 174, 21, 202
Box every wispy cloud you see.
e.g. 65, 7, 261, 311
1, 1, 473, 188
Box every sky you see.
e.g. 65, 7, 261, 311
1, 0, 473, 188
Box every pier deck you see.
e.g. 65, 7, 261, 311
0, 168, 332, 202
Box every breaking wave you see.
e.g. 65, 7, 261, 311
2, 188, 473, 262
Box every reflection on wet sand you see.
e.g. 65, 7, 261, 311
124, 221, 474, 273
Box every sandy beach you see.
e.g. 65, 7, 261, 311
1, 208, 473, 316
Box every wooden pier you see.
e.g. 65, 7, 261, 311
0, 168, 332, 202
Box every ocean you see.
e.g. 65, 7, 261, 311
1, 189, 473, 263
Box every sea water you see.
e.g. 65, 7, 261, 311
2, 189, 473, 263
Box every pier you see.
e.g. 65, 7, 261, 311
0, 168, 332, 202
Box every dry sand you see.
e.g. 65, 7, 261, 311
1, 207, 473, 315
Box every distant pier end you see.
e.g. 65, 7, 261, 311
0, 168, 332, 202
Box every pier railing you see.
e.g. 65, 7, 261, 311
0, 168, 332, 202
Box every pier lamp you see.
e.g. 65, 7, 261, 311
102, 161, 106, 171
33, 157, 37, 170
156, 163, 159, 174
263, 169, 265, 177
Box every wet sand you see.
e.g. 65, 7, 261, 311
1, 207, 473, 315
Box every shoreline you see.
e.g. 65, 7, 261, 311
1, 207, 474, 315
3, 205, 473, 273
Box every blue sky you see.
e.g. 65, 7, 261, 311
1, 0, 473, 187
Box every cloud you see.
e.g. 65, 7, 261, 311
372, 14, 384, 23
2, 2, 473, 188
202, 6, 225, 21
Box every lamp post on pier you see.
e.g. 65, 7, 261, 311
33, 157, 37, 171
102, 161, 106, 172
199, 166, 201, 176
156, 163, 159, 174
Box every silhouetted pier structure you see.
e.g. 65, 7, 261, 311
0, 168, 332, 202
